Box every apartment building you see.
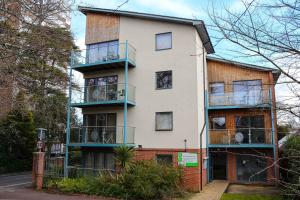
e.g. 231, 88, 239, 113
65, 6, 279, 191
206, 57, 280, 183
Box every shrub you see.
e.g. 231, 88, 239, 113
0, 108, 35, 173
50, 161, 185, 200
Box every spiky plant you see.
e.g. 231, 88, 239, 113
114, 145, 135, 172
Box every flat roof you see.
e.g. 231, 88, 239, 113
207, 56, 281, 82
78, 6, 214, 54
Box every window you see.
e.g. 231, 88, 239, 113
235, 115, 265, 144
85, 75, 118, 102
156, 71, 172, 89
84, 113, 117, 143
233, 80, 262, 105
155, 112, 173, 131
87, 40, 119, 64
236, 154, 267, 182
156, 154, 173, 165
209, 82, 225, 105
210, 82, 225, 94
210, 117, 226, 129
155, 32, 172, 50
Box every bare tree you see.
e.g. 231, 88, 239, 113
208, 0, 300, 121
209, 0, 300, 198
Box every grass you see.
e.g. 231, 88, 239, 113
220, 194, 282, 200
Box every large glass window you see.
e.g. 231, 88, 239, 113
233, 80, 262, 105
84, 113, 117, 144
156, 32, 172, 50
236, 154, 267, 182
87, 40, 119, 63
83, 151, 115, 171
209, 82, 225, 105
85, 75, 118, 102
156, 71, 172, 89
155, 112, 173, 131
235, 115, 265, 144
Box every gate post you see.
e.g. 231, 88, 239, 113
32, 152, 45, 190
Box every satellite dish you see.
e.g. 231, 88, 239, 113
91, 129, 99, 142
235, 132, 244, 143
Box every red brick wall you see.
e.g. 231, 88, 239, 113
135, 148, 207, 192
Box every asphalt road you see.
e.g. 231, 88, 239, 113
0, 172, 32, 188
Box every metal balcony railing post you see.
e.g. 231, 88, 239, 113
228, 130, 231, 145
248, 129, 252, 144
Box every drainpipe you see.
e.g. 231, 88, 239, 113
199, 46, 207, 191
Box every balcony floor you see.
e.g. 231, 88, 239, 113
208, 144, 274, 148
73, 59, 136, 73
208, 104, 271, 110
70, 100, 135, 108
67, 143, 135, 147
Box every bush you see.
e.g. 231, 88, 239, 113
50, 161, 185, 200
0, 108, 35, 173
282, 136, 300, 199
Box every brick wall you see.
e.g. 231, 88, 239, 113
135, 148, 207, 192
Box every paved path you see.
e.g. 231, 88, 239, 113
190, 180, 229, 200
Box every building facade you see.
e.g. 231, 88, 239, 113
206, 57, 280, 184
65, 6, 279, 192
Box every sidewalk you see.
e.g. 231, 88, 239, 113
190, 180, 229, 200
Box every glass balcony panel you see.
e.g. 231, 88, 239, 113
209, 128, 272, 145
72, 43, 136, 68
70, 126, 135, 145
71, 83, 135, 105
209, 89, 269, 107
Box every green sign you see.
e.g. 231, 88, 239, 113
178, 152, 198, 167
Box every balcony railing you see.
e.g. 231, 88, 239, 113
71, 83, 135, 105
72, 43, 136, 68
209, 128, 272, 145
70, 126, 135, 145
208, 89, 270, 107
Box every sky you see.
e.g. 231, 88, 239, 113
70, 0, 291, 122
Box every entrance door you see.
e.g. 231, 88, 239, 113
211, 152, 227, 180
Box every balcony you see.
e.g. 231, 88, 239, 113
209, 128, 273, 148
208, 89, 270, 109
69, 126, 135, 147
72, 43, 136, 73
70, 83, 135, 107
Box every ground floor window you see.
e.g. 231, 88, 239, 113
82, 151, 115, 171
236, 154, 267, 182
156, 154, 173, 165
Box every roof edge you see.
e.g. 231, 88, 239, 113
207, 56, 281, 82
78, 6, 214, 54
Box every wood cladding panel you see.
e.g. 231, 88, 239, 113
85, 13, 120, 44
207, 60, 271, 91
209, 109, 272, 129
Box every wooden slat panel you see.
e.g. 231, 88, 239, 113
209, 109, 272, 144
85, 13, 120, 44
207, 60, 271, 91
